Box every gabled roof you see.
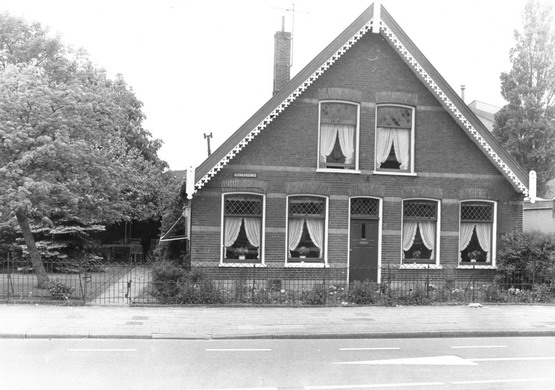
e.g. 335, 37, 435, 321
194, 3, 529, 196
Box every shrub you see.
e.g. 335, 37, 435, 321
176, 278, 226, 304
151, 261, 187, 302
301, 284, 326, 305
394, 284, 432, 306
497, 230, 555, 288
46, 279, 75, 300
348, 281, 381, 304
150, 261, 225, 304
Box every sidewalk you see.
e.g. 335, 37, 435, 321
1, 304, 555, 340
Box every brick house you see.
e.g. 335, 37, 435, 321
185, 3, 529, 284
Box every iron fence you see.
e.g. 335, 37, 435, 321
1, 255, 554, 305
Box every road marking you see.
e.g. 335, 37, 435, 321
205, 349, 272, 352
451, 345, 507, 349
305, 382, 444, 389
195, 388, 277, 390
67, 349, 137, 352
469, 356, 555, 362
334, 355, 477, 366
197, 388, 277, 390
452, 378, 555, 385
340, 347, 400, 351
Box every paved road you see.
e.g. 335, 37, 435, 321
2, 337, 555, 389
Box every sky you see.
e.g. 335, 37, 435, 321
1, 0, 549, 171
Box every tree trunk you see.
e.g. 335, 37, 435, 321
16, 210, 50, 288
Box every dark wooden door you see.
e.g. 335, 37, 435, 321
349, 219, 379, 282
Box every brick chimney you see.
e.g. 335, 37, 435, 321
273, 17, 291, 95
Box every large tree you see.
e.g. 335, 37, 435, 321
493, 0, 555, 197
0, 13, 167, 287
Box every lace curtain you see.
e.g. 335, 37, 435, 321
288, 218, 324, 257
419, 221, 436, 258
376, 128, 410, 169
288, 218, 304, 251
244, 218, 261, 248
320, 124, 355, 165
460, 223, 491, 261
224, 217, 261, 248
306, 218, 324, 251
224, 217, 243, 247
403, 221, 435, 259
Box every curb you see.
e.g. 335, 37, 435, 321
2, 330, 555, 340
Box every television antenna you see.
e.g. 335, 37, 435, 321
270, 3, 303, 69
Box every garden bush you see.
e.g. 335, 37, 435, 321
497, 230, 555, 288
46, 279, 75, 300
348, 281, 381, 304
150, 261, 225, 304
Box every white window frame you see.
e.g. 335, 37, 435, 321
220, 192, 266, 267
285, 195, 329, 267
400, 198, 441, 267
458, 200, 497, 269
316, 100, 360, 173
374, 104, 416, 176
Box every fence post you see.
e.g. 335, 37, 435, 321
532, 259, 536, 303
82, 272, 91, 304
7, 251, 15, 301
426, 264, 430, 298
323, 264, 327, 305
252, 261, 256, 304
472, 264, 476, 303
125, 279, 132, 304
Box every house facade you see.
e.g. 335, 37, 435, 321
186, 4, 528, 284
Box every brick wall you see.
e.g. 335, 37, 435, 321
190, 31, 523, 280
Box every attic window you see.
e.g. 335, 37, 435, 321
375, 105, 414, 173
318, 101, 359, 171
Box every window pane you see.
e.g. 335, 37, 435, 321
351, 198, 379, 217
460, 202, 493, 263
225, 195, 262, 216
320, 103, 357, 169
461, 202, 493, 222
223, 195, 263, 261
404, 200, 437, 219
376, 128, 410, 171
288, 196, 326, 261
321, 103, 357, 125
289, 197, 325, 216
403, 200, 437, 263
377, 106, 412, 128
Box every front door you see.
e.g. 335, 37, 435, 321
349, 219, 379, 282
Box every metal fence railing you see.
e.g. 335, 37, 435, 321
1, 256, 554, 306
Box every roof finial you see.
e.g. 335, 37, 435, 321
373, 0, 381, 33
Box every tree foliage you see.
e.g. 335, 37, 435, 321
0, 13, 168, 286
493, 0, 555, 197
497, 230, 555, 287
156, 174, 189, 263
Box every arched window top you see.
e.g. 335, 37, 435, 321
461, 201, 494, 223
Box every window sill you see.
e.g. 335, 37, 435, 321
400, 263, 442, 270
285, 262, 327, 268
457, 264, 496, 269
219, 262, 266, 268
373, 170, 417, 177
317, 168, 361, 174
